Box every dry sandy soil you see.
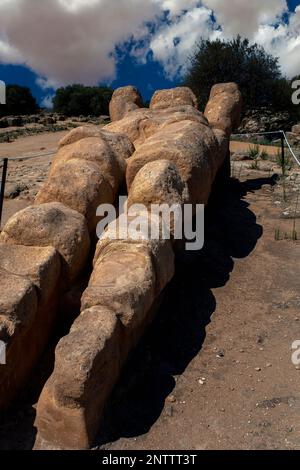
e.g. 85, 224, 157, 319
0, 131, 69, 228
0, 131, 300, 450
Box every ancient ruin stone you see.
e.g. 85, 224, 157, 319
94, 211, 175, 293
109, 85, 143, 122
32, 83, 241, 450
127, 160, 189, 208
0, 245, 61, 409
81, 244, 156, 331
35, 307, 120, 450
204, 82, 242, 136
150, 87, 198, 110
0, 268, 38, 340
0, 202, 90, 281
59, 126, 135, 161
0, 244, 60, 304
106, 108, 154, 147
105, 104, 208, 149
50, 137, 123, 197
126, 119, 220, 205
35, 159, 114, 233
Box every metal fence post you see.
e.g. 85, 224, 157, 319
0, 158, 8, 229
280, 132, 285, 175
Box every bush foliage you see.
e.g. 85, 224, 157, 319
185, 36, 297, 115
52, 84, 113, 116
0, 85, 38, 117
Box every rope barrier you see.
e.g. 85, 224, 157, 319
282, 131, 300, 168
231, 130, 300, 169
232, 131, 283, 137
0, 150, 57, 162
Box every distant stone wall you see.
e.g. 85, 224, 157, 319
0, 83, 242, 449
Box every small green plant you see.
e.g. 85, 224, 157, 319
260, 150, 269, 161
248, 144, 260, 160
274, 227, 298, 241
276, 149, 292, 176
274, 227, 281, 240
250, 159, 259, 170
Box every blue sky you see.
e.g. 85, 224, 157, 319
0, 0, 299, 107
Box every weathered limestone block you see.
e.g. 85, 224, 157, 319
127, 160, 189, 208
59, 126, 135, 161
35, 159, 114, 233
0, 268, 38, 340
106, 108, 155, 147
105, 105, 208, 149
109, 85, 143, 122
204, 82, 242, 136
150, 87, 198, 110
94, 212, 175, 293
81, 244, 156, 334
126, 119, 220, 205
58, 125, 103, 148
0, 203, 90, 282
50, 137, 122, 198
0, 244, 60, 304
35, 307, 121, 450
35, 227, 174, 449
0, 245, 61, 409
101, 129, 135, 160
33, 83, 242, 450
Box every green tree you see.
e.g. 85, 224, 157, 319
185, 36, 285, 112
0, 84, 38, 117
53, 84, 113, 116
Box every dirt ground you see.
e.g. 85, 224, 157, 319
0, 132, 300, 450
230, 140, 280, 156
0, 131, 68, 229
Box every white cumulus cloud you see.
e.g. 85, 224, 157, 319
0, 0, 161, 87
0, 0, 299, 91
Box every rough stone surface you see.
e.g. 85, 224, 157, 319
127, 160, 189, 208
35, 159, 114, 233
50, 137, 122, 197
105, 105, 208, 149
35, 307, 120, 450
0, 268, 38, 340
109, 86, 143, 122
0, 245, 61, 409
0, 244, 61, 304
59, 125, 135, 161
33, 83, 241, 450
150, 87, 198, 110
106, 108, 154, 147
0, 202, 90, 281
95, 212, 175, 293
204, 82, 242, 136
81, 244, 156, 331
126, 119, 220, 205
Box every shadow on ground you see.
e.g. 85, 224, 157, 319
0, 176, 273, 450
94, 177, 270, 447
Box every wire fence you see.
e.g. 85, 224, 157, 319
0, 130, 300, 227
231, 130, 300, 168
0, 150, 57, 163
0, 149, 57, 226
